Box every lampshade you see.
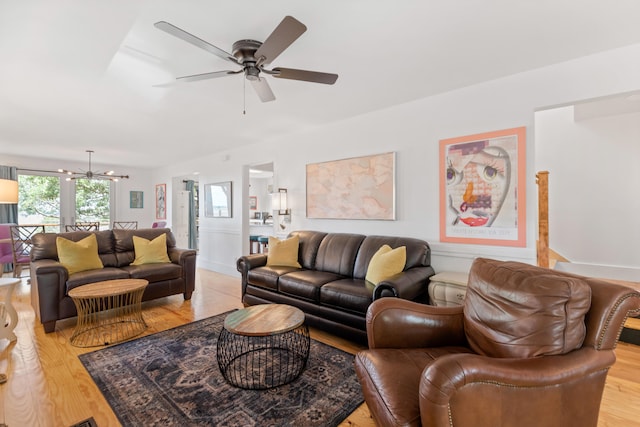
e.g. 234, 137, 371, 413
0, 178, 18, 204
271, 188, 290, 215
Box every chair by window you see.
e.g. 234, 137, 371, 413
10, 225, 45, 278
355, 257, 640, 427
65, 222, 100, 232
151, 221, 166, 228
112, 221, 138, 230
0, 223, 16, 274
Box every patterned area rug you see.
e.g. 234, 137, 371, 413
79, 312, 364, 426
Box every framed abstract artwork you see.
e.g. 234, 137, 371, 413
306, 152, 396, 220
249, 196, 257, 210
129, 191, 143, 209
155, 184, 166, 220
439, 127, 526, 247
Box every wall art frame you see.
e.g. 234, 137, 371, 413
306, 152, 396, 220
249, 196, 257, 210
439, 126, 526, 247
129, 191, 143, 209
155, 184, 166, 220
205, 181, 233, 218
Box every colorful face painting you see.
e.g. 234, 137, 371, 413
445, 140, 511, 228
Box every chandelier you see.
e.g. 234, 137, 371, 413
58, 150, 129, 181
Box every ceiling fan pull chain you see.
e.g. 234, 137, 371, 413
243, 76, 246, 115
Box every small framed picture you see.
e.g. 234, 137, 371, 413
130, 191, 143, 209
249, 196, 257, 210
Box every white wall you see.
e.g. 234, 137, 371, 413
535, 106, 640, 268
154, 43, 640, 276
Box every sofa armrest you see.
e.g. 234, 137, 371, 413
30, 259, 69, 327
419, 347, 615, 426
236, 254, 268, 295
366, 297, 466, 349
236, 254, 268, 274
373, 266, 434, 300
168, 247, 197, 299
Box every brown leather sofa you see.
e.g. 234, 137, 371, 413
236, 230, 435, 343
30, 228, 197, 333
354, 258, 640, 427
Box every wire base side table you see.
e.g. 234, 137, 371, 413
217, 304, 310, 390
68, 279, 148, 347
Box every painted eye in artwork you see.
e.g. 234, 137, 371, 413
447, 167, 463, 185
483, 165, 498, 181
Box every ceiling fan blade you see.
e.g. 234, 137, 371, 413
255, 16, 307, 66
154, 21, 239, 65
177, 70, 239, 83
272, 67, 338, 85
153, 70, 238, 87
250, 77, 276, 102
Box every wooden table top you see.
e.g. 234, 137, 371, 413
68, 279, 148, 299
224, 304, 305, 336
0, 278, 20, 288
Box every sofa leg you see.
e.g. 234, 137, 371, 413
43, 320, 56, 333
184, 291, 192, 300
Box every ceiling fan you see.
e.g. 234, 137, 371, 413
154, 16, 338, 102
58, 150, 129, 181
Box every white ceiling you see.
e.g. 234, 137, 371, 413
2, 0, 640, 168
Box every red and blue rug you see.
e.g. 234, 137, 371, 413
79, 311, 364, 426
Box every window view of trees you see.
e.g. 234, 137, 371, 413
75, 178, 110, 228
18, 175, 60, 231
17, 175, 111, 231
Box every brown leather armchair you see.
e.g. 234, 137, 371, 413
355, 258, 640, 427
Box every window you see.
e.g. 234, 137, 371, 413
18, 174, 61, 232
75, 178, 111, 229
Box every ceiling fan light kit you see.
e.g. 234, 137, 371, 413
154, 15, 338, 103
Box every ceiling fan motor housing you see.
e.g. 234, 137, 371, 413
233, 39, 263, 81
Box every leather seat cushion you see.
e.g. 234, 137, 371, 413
464, 258, 592, 358
121, 263, 182, 282
320, 278, 373, 314
355, 347, 472, 427
247, 265, 300, 290
66, 267, 130, 293
279, 270, 344, 302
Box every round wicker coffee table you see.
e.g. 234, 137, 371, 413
217, 304, 310, 390
68, 279, 148, 347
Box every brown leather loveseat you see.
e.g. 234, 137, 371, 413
30, 228, 197, 333
354, 257, 640, 427
237, 230, 435, 343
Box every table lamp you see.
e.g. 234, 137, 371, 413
0, 178, 18, 204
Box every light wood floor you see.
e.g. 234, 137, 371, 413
0, 270, 639, 427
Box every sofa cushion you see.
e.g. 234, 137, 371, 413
131, 234, 171, 265
113, 228, 176, 267
266, 235, 301, 268
354, 235, 430, 279
289, 230, 328, 269
464, 258, 592, 358
314, 233, 365, 276
66, 267, 131, 293
247, 266, 300, 291
122, 263, 182, 282
279, 270, 344, 302
320, 278, 373, 314
365, 245, 406, 286
56, 235, 104, 275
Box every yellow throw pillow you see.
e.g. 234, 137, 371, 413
266, 235, 301, 268
365, 244, 406, 286
56, 234, 104, 275
131, 234, 171, 265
